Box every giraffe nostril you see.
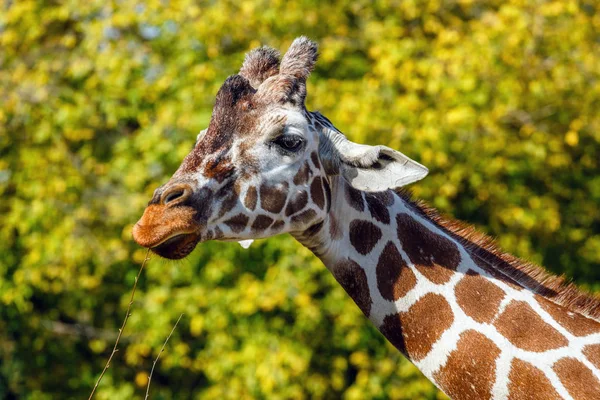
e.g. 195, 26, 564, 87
164, 189, 184, 204
161, 185, 191, 205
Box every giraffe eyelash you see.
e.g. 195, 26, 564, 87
271, 134, 305, 154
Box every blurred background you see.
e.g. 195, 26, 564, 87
1, 0, 600, 398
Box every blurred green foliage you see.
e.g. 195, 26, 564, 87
1, 0, 600, 398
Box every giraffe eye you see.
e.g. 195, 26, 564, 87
272, 135, 304, 153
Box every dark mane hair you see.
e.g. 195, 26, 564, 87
396, 189, 600, 322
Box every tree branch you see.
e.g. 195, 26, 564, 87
88, 248, 151, 400
145, 313, 184, 399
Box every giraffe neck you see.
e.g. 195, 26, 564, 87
293, 177, 600, 400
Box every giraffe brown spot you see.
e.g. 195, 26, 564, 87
536, 295, 600, 337
472, 254, 523, 290
244, 186, 257, 211
401, 293, 454, 360
345, 184, 364, 212
331, 259, 372, 317
285, 190, 308, 216
583, 344, 600, 370
433, 330, 500, 400
396, 213, 461, 284
554, 357, 600, 400
203, 154, 235, 182
233, 180, 243, 197
251, 215, 273, 232
214, 180, 238, 218
293, 161, 311, 185
271, 220, 285, 232
218, 192, 238, 218
494, 300, 568, 352
305, 220, 324, 237
310, 177, 325, 210
507, 358, 561, 400
322, 177, 332, 212
365, 192, 391, 224
374, 190, 394, 206
260, 182, 288, 213
291, 209, 316, 226
382, 293, 454, 361
349, 220, 382, 255
455, 269, 505, 324
310, 151, 321, 170
380, 313, 408, 356
329, 213, 343, 240
223, 213, 249, 234
376, 242, 416, 301
215, 179, 237, 199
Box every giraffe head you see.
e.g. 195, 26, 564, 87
132, 37, 428, 259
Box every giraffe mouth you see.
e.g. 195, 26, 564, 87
150, 232, 201, 260
132, 202, 205, 259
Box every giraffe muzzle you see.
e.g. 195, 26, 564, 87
132, 202, 203, 259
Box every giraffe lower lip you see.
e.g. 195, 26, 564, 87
151, 233, 200, 259
152, 234, 188, 249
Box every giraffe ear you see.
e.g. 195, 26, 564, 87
320, 132, 429, 191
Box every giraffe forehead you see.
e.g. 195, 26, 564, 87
181, 109, 306, 180
177, 75, 263, 175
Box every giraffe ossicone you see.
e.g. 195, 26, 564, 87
133, 37, 600, 399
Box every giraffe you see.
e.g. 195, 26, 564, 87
132, 37, 600, 399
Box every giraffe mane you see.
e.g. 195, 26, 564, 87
396, 189, 600, 322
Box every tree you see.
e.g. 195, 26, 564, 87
1, 0, 598, 398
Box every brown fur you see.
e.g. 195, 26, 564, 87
536, 295, 600, 336
376, 241, 416, 301
390, 293, 454, 361
455, 269, 505, 324
345, 183, 365, 212
239, 46, 280, 89
260, 182, 288, 213
293, 161, 311, 185
396, 189, 600, 322
285, 190, 309, 216
584, 344, 600, 369
310, 177, 325, 210
223, 213, 249, 234
396, 212, 461, 284
433, 330, 500, 400
310, 151, 321, 169
349, 220, 382, 255
553, 357, 600, 399
251, 215, 274, 232
494, 300, 568, 351
328, 212, 343, 241
507, 359, 561, 399
365, 192, 391, 224
380, 313, 408, 356
322, 177, 332, 212
244, 186, 258, 210
271, 220, 285, 233
291, 209, 317, 227
331, 258, 372, 317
